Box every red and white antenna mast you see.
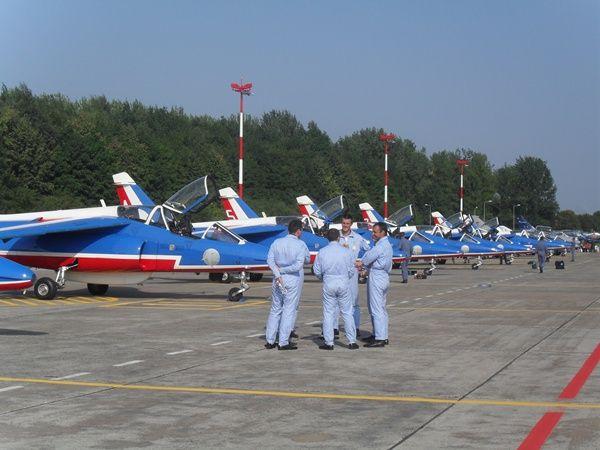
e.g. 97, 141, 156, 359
457, 159, 470, 216
379, 133, 396, 219
230, 79, 253, 198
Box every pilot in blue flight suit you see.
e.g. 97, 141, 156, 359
398, 232, 412, 283
338, 214, 370, 337
356, 222, 393, 348
535, 236, 548, 273
265, 219, 311, 350
313, 228, 358, 350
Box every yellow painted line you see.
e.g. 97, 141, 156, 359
212, 300, 270, 311
94, 296, 119, 302
391, 306, 600, 314
13, 299, 39, 306
67, 298, 94, 304
0, 376, 599, 410
0, 299, 18, 306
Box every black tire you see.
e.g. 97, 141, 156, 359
249, 273, 263, 282
87, 284, 109, 295
34, 277, 58, 300
208, 272, 222, 282
228, 288, 243, 302
471, 264, 479, 270
424, 269, 433, 276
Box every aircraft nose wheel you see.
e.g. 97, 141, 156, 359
34, 277, 58, 300
228, 288, 244, 302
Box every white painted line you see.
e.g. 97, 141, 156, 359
436, 292, 444, 296
113, 360, 144, 367
400, 300, 409, 304
245, 333, 265, 338
305, 320, 321, 325
166, 350, 193, 356
425, 294, 433, 298
414, 297, 422, 301
211, 341, 231, 346
51, 372, 91, 380
0, 385, 23, 393
445, 291, 454, 294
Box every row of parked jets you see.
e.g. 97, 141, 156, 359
0, 173, 582, 301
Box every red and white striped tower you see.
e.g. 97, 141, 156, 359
230, 80, 253, 198
456, 159, 470, 217
379, 133, 396, 219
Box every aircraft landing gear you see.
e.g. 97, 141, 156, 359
87, 284, 109, 295
424, 259, 437, 276
471, 256, 483, 270
34, 277, 58, 300
227, 271, 250, 302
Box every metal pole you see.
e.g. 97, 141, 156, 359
238, 91, 244, 198
384, 141, 389, 219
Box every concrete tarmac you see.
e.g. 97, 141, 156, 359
0, 254, 598, 449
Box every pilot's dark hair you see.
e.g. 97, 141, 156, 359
342, 213, 353, 222
288, 219, 303, 234
373, 222, 388, 234
326, 228, 340, 242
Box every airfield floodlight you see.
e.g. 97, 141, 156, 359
512, 203, 521, 230
231, 79, 253, 199
483, 199, 492, 221
456, 159, 470, 216
379, 132, 396, 219
424, 203, 432, 225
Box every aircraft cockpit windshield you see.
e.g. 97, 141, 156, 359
446, 212, 466, 229
117, 205, 153, 223
387, 204, 413, 227
408, 231, 433, 244
318, 195, 345, 222
163, 175, 217, 215
198, 223, 246, 245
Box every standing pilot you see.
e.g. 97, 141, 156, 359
398, 231, 412, 283
356, 222, 393, 348
535, 236, 548, 273
313, 228, 358, 350
265, 219, 310, 350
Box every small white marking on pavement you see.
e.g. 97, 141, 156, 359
113, 360, 144, 367
305, 320, 321, 325
166, 350, 193, 356
246, 333, 265, 338
414, 297, 422, 301
400, 300, 409, 304
0, 385, 23, 393
425, 294, 433, 298
51, 372, 91, 380
436, 292, 444, 296
211, 341, 231, 346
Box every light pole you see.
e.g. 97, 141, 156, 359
230, 79, 253, 198
379, 133, 396, 219
483, 199, 492, 221
456, 159, 470, 216
512, 203, 521, 230
424, 203, 432, 225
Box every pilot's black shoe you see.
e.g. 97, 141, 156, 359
319, 344, 334, 350
355, 328, 360, 338
348, 343, 359, 350
539, 268, 543, 273
334, 329, 340, 338
361, 334, 375, 343
363, 339, 387, 348
278, 343, 297, 350
289, 330, 299, 339
264, 342, 277, 349
401, 280, 408, 284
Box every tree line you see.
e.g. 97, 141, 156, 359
1, 84, 598, 231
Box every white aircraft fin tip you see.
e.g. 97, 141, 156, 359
359, 203, 374, 210
112, 172, 135, 185
296, 195, 312, 204
219, 187, 239, 198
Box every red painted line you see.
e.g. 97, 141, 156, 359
518, 344, 600, 449
517, 412, 564, 450
559, 344, 600, 399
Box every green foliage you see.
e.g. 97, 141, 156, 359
0, 84, 579, 229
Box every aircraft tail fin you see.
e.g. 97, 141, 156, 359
113, 172, 155, 206
296, 195, 318, 217
219, 187, 259, 220
359, 203, 385, 223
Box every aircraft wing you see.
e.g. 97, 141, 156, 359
0, 217, 131, 240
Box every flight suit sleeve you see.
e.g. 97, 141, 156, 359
267, 242, 281, 278
313, 253, 323, 280
360, 244, 380, 268
346, 250, 356, 279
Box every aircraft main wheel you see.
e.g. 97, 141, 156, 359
424, 269, 433, 276
249, 273, 263, 282
220, 272, 232, 283
208, 273, 222, 282
471, 264, 479, 270
34, 277, 58, 300
228, 288, 243, 302
87, 284, 109, 295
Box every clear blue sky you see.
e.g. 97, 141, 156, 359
2, 0, 599, 212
